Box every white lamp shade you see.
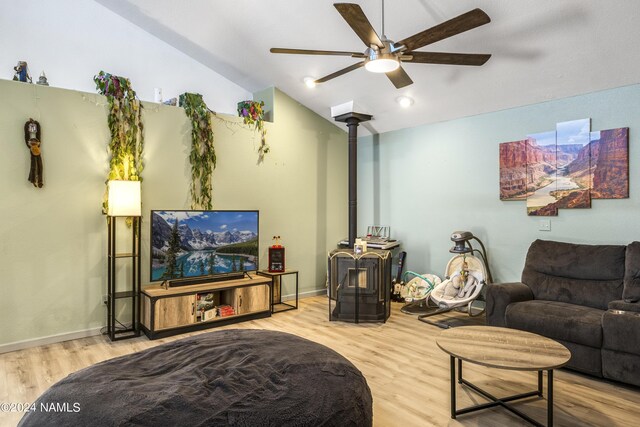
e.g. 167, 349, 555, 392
107, 180, 141, 216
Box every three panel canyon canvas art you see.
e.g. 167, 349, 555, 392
499, 118, 628, 216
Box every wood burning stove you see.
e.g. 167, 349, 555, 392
328, 249, 391, 323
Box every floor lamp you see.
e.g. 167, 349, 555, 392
106, 180, 142, 341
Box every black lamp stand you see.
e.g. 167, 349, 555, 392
106, 216, 141, 341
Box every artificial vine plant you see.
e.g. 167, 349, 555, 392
237, 100, 269, 160
180, 93, 216, 210
94, 71, 144, 213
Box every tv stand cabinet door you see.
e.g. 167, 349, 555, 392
155, 295, 196, 330
235, 284, 270, 315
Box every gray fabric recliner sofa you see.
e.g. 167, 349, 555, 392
486, 239, 640, 387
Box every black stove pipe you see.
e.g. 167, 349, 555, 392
334, 112, 373, 247
346, 117, 359, 247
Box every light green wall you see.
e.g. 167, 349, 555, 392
359, 84, 640, 282
0, 80, 347, 346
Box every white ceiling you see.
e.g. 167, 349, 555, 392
97, 0, 640, 135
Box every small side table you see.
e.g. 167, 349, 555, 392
256, 269, 299, 313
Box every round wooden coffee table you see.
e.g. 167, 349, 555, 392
437, 326, 571, 427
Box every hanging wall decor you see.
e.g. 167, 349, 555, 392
94, 71, 144, 214
24, 118, 43, 188
237, 100, 269, 160
180, 93, 216, 210
499, 118, 629, 216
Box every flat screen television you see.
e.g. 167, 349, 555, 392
150, 210, 259, 282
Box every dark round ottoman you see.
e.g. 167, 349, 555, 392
19, 329, 372, 426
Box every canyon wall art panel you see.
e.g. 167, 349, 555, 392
554, 118, 591, 209
526, 131, 558, 216
498, 120, 629, 216
590, 128, 629, 199
499, 140, 527, 201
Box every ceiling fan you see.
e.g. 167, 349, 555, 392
270, 1, 491, 89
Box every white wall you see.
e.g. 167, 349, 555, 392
0, 0, 251, 114
0, 80, 347, 349
359, 84, 640, 282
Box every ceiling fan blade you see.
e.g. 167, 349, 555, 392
406, 51, 491, 66
315, 61, 365, 83
270, 48, 365, 58
334, 3, 383, 48
397, 8, 491, 51
386, 66, 413, 89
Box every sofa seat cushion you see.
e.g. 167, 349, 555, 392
505, 300, 603, 348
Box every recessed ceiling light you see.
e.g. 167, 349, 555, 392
304, 77, 317, 88
397, 96, 414, 108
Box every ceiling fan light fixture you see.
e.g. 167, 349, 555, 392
365, 57, 399, 73
364, 48, 399, 73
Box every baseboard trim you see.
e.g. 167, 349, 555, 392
0, 327, 103, 354
0, 290, 327, 354
281, 288, 326, 301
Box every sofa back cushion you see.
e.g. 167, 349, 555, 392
623, 241, 640, 302
521, 239, 625, 310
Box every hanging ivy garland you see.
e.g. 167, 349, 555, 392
237, 100, 269, 160
93, 71, 144, 214
180, 93, 216, 210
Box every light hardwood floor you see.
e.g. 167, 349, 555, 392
1, 296, 639, 427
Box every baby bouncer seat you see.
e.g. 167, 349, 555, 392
398, 271, 442, 314
418, 253, 486, 328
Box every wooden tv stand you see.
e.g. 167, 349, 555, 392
141, 273, 272, 339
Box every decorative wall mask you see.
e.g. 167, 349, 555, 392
499, 118, 629, 216
24, 118, 43, 188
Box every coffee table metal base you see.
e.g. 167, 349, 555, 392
450, 356, 554, 427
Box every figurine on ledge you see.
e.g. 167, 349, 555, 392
13, 61, 32, 83
36, 71, 49, 86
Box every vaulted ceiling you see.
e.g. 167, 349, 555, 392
97, 0, 640, 135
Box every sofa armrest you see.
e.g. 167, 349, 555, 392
608, 300, 640, 314
485, 282, 534, 327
